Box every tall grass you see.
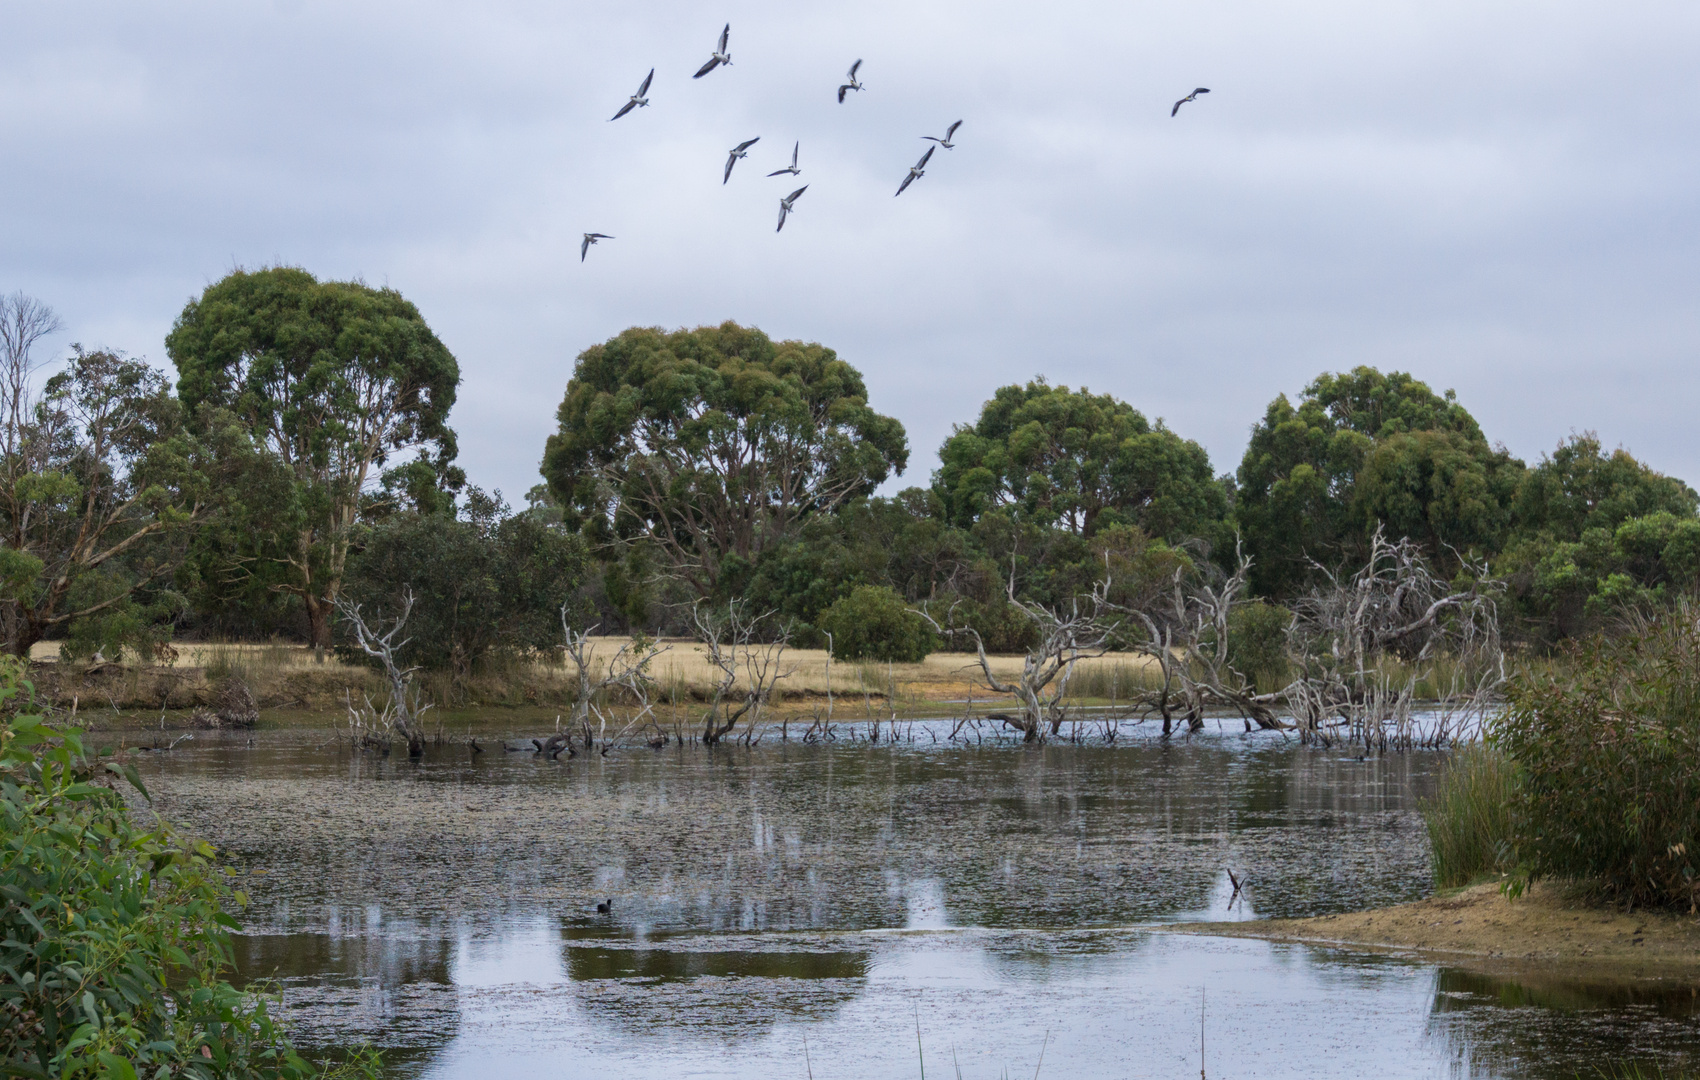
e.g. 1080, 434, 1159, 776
1421, 743, 1519, 887
1062, 661, 1165, 701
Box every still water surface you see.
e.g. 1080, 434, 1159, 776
127, 724, 1700, 1078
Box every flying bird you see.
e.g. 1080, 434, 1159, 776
767, 141, 801, 177
1171, 88, 1210, 117
776, 185, 808, 232
837, 59, 864, 103
723, 137, 760, 183
609, 69, 653, 121
694, 24, 732, 78
895, 145, 934, 197
922, 120, 962, 149
580, 233, 613, 262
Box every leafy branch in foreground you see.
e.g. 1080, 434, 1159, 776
0, 655, 372, 1078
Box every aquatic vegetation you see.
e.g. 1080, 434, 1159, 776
1421, 742, 1519, 887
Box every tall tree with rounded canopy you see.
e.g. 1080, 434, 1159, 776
933, 379, 1227, 542
1236, 366, 1520, 597
541, 322, 908, 597
166, 267, 460, 649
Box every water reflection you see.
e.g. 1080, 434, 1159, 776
132, 728, 1700, 1078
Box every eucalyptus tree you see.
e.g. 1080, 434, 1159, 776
1236, 366, 1522, 597
541, 321, 908, 598
933, 379, 1227, 542
166, 267, 461, 649
0, 293, 219, 656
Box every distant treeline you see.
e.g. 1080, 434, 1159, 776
1, 267, 1692, 671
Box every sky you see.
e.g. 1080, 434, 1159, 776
3, 0, 1699, 503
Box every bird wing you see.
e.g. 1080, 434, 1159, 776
921, 135, 940, 144
767, 167, 790, 176
788, 185, 808, 202
724, 153, 736, 183
777, 204, 788, 232
945, 120, 962, 139
896, 173, 914, 196
694, 56, 721, 78
718, 24, 730, 52
637, 68, 654, 96
581, 236, 590, 261
848, 58, 862, 79
837, 84, 849, 103
791, 141, 799, 166
916, 145, 935, 168
1171, 99, 1183, 116
610, 100, 636, 121
1195, 87, 1210, 95
589, 233, 612, 239
734, 137, 760, 152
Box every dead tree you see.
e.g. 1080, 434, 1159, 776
1284, 527, 1505, 746
1126, 544, 1284, 734
691, 600, 792, 745
334, 588, 430, 755
559, 610, 671, 754
921, 572, 1120, 743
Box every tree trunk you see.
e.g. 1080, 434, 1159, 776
304, 594, 332, 654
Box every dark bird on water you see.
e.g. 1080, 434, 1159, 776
694, 24, 732, 78
895, 145, 934, 196
609, 68, 653, 121
581, 233, 613, 262
922, 120, 962, 149
767, 141, 801, 177
724, 137, 760, 183
837, 59, 864, 103
776, 185, 807, 232
1171, 87, 1210, 116
596, 899, 612, 914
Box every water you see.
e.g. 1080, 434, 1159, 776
124, 723, 1700, 1078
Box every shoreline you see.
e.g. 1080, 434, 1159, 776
1166, 881, 1700, 980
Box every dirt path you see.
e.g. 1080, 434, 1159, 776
1169, 882, 1700, 977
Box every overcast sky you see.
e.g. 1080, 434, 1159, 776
4, 0, 1698, 502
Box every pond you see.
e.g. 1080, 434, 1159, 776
125, 722, 1700, 1079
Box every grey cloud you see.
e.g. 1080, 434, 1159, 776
2, 0, 1698, 505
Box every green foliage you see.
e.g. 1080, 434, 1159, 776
816, 585, 939, 662
1225, 600, 1292, 689
1497, 436, 1700, 642
541, 322, 909, 597
1495, 608, 1700, 908
0, 347, 211, 656
340, 489, 588, 684
933, 379, 1227, 542
167, 266, 461, 648
0, 656, 337, 1078
1421, 743, 1519, 888
1236, 366, 1518, 597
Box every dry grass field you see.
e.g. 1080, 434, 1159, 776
23, 637, 1166, 718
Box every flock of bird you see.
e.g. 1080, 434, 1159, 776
580, 24, 1211, 260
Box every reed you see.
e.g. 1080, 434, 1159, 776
1420, 742, 1518, 887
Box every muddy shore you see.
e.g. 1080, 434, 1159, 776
1170, 881, 1700, 979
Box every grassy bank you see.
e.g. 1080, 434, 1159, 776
24, 639, 1171, 722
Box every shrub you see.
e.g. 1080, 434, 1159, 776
1495, 605, 1700, 908
1421, 743, 1518, 887
0, 656, 358, 1078
818, 586, 939, 663
1226, 600, 1292, 690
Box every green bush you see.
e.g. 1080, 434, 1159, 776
1421, 743, 1518, 887
1496, 607, 1700, 908
0, 657, 364, 1078
818, 586, 939, 662
1226, 600, 1292, 690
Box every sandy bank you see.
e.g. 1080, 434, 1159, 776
1169, 882, 1700, 978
